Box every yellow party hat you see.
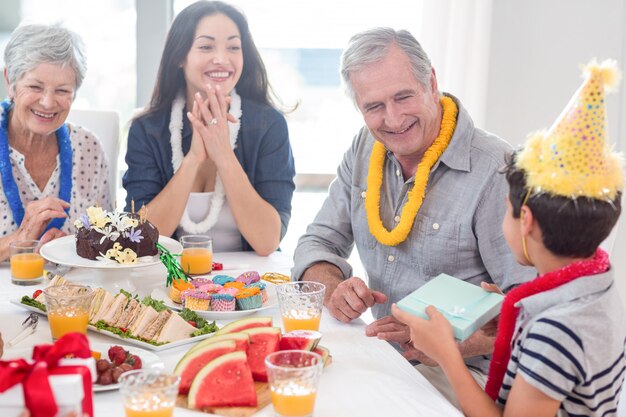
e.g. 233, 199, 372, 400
516, 59, 624, 200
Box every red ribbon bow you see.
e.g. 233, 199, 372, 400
0, 333, 93, 417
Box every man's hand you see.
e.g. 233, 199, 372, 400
328, 277, 387, 323
300, 262, 387, 323
365, 315, 439, 365
391, 304, 458, 366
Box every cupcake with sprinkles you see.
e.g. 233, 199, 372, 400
235, 271, 260, 285
224, 281, 246, 291
181, 289, 211, 311
191, 277, 213, 288
211, 293, 236, 311
168, 279, 194, 304
247, 282, 268, 303
198, 283, 224, 294
219, 287, 239, 297
213, 275, 235, 286
235, 287, 262, 310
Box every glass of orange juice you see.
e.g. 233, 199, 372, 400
277, 282, 325, 332
119, 370, 180, 417
9, 240, 44, 285
266, 350, 324, 417
179, 235, 213, 275
43, 284, 94, 341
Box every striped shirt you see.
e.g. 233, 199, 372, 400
497, 269, 626, 416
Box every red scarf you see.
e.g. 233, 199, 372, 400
484, 248, 610, 400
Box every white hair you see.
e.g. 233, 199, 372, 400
4, 24, 87, 96
340, 27, 433, 103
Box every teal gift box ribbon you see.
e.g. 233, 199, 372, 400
397, 273, 504, 341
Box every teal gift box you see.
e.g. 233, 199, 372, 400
397, 273, 504, 341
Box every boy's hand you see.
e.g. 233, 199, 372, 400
479, 282, 503, 337
391, 304, 458, 366
480, 282, 504, 295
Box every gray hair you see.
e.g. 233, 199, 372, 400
4, 24, 87, 96
340, 27, 433, 102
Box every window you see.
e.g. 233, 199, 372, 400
19, 0, 136, 123
175, 0, 422, 176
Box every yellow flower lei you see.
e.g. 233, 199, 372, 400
365, 96, 458, 246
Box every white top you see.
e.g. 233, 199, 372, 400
176, 192, 242, 252
0, 124, 111, 238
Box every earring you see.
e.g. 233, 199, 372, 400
520, 188, 532, 264
521, 214, 532, 264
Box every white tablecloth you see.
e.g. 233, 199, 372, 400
0, 251, 462, 417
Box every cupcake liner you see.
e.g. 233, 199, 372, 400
211, 295, 236, 311
181, 289, 211, 311
236, 293, 262, 310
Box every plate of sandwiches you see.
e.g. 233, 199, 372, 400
13, 275, 218, 351
150, 281, 279, 321
39, 235, 182, 269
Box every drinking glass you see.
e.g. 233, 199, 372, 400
43, 284, 94, 340
9, 240, 44, 285
276, 282, 325, 332
119, 370, 180, 417
265, 350, 324, 417
179, 235, 213, 275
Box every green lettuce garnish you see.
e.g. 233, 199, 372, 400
21, 296, 46, 312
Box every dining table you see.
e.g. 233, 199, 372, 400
0, 250, 463, 417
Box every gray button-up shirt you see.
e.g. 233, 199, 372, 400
293, 94, 535, 372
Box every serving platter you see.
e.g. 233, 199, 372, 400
10, 299, 215, 352
39, 235, 182, 269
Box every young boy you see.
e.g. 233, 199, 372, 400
392, 59, 625, 417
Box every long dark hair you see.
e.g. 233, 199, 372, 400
144, 1, 274, 116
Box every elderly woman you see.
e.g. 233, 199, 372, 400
0, 24, 110, 261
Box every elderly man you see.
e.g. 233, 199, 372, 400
292, 27, 534, 405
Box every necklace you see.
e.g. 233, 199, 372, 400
365, 96, 458, 246
170, 89, 242, 234
0, 99, 72, 233
484, 248, 610, 401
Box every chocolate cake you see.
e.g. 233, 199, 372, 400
74, 207, 159, 263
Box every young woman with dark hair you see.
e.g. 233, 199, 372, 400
123, 1, 295, 255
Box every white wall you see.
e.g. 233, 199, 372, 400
484, 0, 626, 301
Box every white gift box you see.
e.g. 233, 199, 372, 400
59, 357, 97, 383
0, 374, 84, 417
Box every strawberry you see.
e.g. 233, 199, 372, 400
112, 351, 126, 366
126, 354, 142, 370
108, 345, 127, 364
32, 289, 42, 299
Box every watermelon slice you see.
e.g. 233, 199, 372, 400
313, 345, 331, 366
188, 351, 257, 409
240, 326, 281, 382
186, 332, 250, 356
215, 316, 273, 335
279, 330, 322, 351
174, 340, 238, 394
